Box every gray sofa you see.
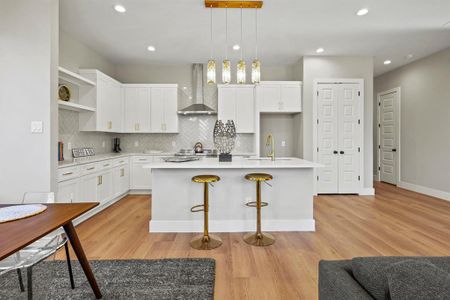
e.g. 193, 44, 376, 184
319, 257, 450, 300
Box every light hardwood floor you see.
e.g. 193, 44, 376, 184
59, 182, 450, 299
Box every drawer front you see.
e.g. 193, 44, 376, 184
80, 163, 98, 176
98, 160, 113, 171
58, 166, 80, 182
132, 156, 153, 164
113, 157, 129, 167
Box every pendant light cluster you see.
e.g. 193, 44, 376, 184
206, 1, 263, 85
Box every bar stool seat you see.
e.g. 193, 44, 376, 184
244, 172, 275, 247
190, 175, 222, 250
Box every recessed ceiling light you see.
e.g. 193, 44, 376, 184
113, 4, 126, 13
233, 44, 240, 51
147, 46, 156, 52
316, 47, 324, 53
384, 60, 392, 65
406, 54, 414, 59
356, 8, 369, 16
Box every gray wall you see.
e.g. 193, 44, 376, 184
374, 47, 450, 193
302, 56, 374, 190
0, 0, 59, 203
60, 30, 116, 77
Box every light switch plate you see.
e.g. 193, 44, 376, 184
281, 140, 286, 147
31, 121, 43, 133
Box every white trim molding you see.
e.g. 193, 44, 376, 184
359, 188, 375, 196
149, 219, 316, 233
398, 181, 450, 202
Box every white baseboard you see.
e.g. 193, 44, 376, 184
360, 188, 375, 195
149, 219, 316, 233
128, 189, 151, 195
398, 181, 450, 202
73, 192, 127, 225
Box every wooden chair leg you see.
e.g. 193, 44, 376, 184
16, 269, 25, 292
27, 267, 32, 300
64, 242, 75, 289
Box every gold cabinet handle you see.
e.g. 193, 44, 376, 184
97, 175, 101, 186
120, 168, 124, 177
87, 167, 95, 171
103, 164, 110, 167
62, 172, 73, 176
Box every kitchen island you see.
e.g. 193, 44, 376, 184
144, 157, 321, 233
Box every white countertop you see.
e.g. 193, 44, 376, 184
58, 152, 257, 168
145, 157, 322, 169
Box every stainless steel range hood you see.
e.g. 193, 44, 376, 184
178, 64, 217, 115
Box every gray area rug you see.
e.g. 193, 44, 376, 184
0, 259, 215, 299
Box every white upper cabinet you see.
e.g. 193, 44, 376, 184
257, 81, 302, 113
123, 86, 151, 133
78, 70, 123, 132
151, 87, 179, 133
218, 85, 255, 133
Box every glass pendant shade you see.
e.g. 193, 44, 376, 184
222, 60, 231, 84
207, 59, 216, 85
237, 60, 246, 84
251, 59, 261, 84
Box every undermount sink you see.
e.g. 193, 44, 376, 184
247, 157, 293, 161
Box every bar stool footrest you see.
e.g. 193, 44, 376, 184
245, 201, 268, 207
190, 204, 205, 212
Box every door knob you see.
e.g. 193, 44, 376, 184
340, 151, 345, 154
333, 150, 338, 154
392, 148, 397, 152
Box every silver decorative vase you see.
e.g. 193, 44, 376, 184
213, 120, 236, 162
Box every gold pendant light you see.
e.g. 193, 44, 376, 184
236, 6, 246, 84
251, 6, 260, 84
222, 6, 231, 84
207, 5, 216, 85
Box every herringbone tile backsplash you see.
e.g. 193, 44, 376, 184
59, 110, 255, 159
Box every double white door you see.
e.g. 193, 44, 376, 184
317, 83, 362, 194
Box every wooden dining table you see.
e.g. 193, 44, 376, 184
0, 203, 102, 299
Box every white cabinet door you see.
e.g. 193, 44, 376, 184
163, 88, 179, 133
96, 76, 109, 131
124, 87, 151, 132
113, 165, 129, 197
57, 178, 79, 203
281, 85, 301, 112
110, 80, 123, 132
97, 170, 112, 204
235, 87, 255, 133
151, 88, 165, 132
130, 157, 153, 190
79, 173, 98, 203
218, 87, 236, 122
151, 87, 178, 133
258, 85, 280, 112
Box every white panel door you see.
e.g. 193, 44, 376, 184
379, 91, 398, 185
96, 77, 109, 131
163, 88, 179, 133
151, 88, 165, 132
281, 85, 301, 112
317, 85, 339, 193
124, 87, 138, 132
235, 87, 255, 133
218, 87, 236, 122
338, 84, 361, 193
79, 173, 98, 202
57, 178, 79, 203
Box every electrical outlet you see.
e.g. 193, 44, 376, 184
281, 140, 286, 147
172, 141, 176, 147
236, 140, 241, 147
134, 140, 139, 147
67, 142, 72, 150
102, 141, 106, 148
30, 121, 43, 133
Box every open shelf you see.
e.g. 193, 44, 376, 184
58, 100, 96, 112
58, 67, 96, 86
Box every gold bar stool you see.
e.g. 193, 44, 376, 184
244, 173, 275, 246
190, 175, 222, 250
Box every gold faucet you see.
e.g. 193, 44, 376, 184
266, 134, 275, 161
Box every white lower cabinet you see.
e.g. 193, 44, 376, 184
113, 163, 129, 198
130, 156, 153, 190
79, 173, 98, 203
97, 169, 112, 204
57, 178, 79, 203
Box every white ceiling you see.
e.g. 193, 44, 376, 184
60, 0, 450, 76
